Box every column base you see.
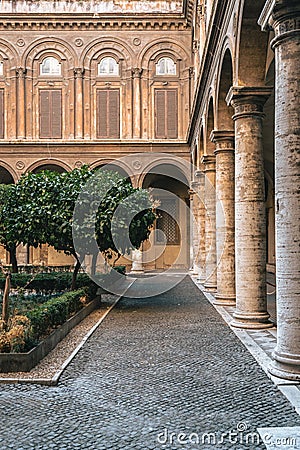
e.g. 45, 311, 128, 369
213, 293, 236, 306
231, 311, 273, 329
268, 350, 300, 381
204, 283, 217, 292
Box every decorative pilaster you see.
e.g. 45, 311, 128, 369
16, 67, 26, 139
226, 86, 273, 328
261, 0, 300, 380
74, 67, 84, 139
194, 170, 206, 282
132, 68, 143, 139
211, 130, 236, 306
201, 155, 217, 291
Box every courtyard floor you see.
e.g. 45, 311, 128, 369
0, 276, 299, 450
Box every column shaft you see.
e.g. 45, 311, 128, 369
74, 68, 84, 139
211, 131, 236, 305
227, 87, 273, 328
16, 67, 26, 139
268, 2, 300, 380
202, 155, 217, 291
132, 68, 142, 139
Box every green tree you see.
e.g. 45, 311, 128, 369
0, 184, 19, 272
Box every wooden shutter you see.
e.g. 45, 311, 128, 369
97, 89, 120, 138
0, 90, 4, 139
39, 90, 62, 138
155, 89, 178, 139
51, 90, 62, 138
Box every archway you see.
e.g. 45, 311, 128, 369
0, 166, 14, 184
142, 163, 190, 271
32, 164, 67, 174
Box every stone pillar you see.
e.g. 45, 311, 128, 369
262, 1, 300, 380
132, 68, 143, 139
211, 130, 236, 306
226, 87, 273, 328
202, 155, 217, 291
190, 180, 200, 275
74, 68, 84, 139
193, 170, 206, 282
16, 67, 26, 139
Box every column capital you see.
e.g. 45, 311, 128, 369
131, 67, 143, 78
194, 169, 205, 181
15, 67, 26, 78
74, 67, 85, 78
226, 86, 273, 120
210, 130, 235, 155
201, 154, 215, 172
259, 0, 300, 34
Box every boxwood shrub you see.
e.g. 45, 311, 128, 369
26, 287, 89, 345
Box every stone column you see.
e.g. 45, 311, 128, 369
193, 170, 206, 282
190, 180, 200, 275
226, 87, 273, 328
262, 1, 300, 380
211, 130, 236, 306
130, 249, 144, 273
201, 155, 217, 291
74, 68, 84, 139
16, 67, 26, 139
132, 68, 143, 139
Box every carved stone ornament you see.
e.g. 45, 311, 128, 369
16, 39, 25, 47
15, 161, 25, 170
133, 38, 141, 46
75, 38, 84, 47
74, 161, 83, 168
132, 160, 142, 170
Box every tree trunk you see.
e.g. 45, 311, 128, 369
9, 246, 18, 273
2, 272, 11, 326
71, 257, 81, 290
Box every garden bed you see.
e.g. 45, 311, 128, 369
0, 296, 100, 373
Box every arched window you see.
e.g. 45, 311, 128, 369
98, 57, 119, 76
40, 57, 61, 75
0, 62, 3, 76
156, 57, 176, 75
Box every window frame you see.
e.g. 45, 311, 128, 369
98, 56, 119, 77
40, 56, 62, 76
155, 57, 177, 76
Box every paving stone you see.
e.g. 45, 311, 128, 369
0, 276, 299, 450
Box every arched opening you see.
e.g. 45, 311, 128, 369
0, 166, 14, 184
32, 164, 67, 174
142, 164, 190, 271
217, 49, 234, 130
30, 163, 72, 267
93, 163, 131, 183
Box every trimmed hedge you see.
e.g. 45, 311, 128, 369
26, 288, 88, 345
0, 272, 99, 294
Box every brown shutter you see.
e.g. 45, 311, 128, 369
97, 90, 108, 138
155, 89, 178, 139
40, 90, 62, 138
40, 90, 51, 138
0, 90, 4, 139
51, 90, 62, 138
166, 89, 178, 138
97, 89, 120, 138
155, 90, 166, 138
108, 90, 120, 138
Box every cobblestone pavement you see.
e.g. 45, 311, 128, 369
1, 276, 299, 450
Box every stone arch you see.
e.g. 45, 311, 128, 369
138, 157, 190, 188
26, 159, 71, 174
0, 162, 17, 183
235, 0, 270, 86
81, 38, 133, 70
0, 39, 19, 73
215, 46, 234, 130
90, 160, 132, 183
139, 38, 190, 71
22, 37, 77, 70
